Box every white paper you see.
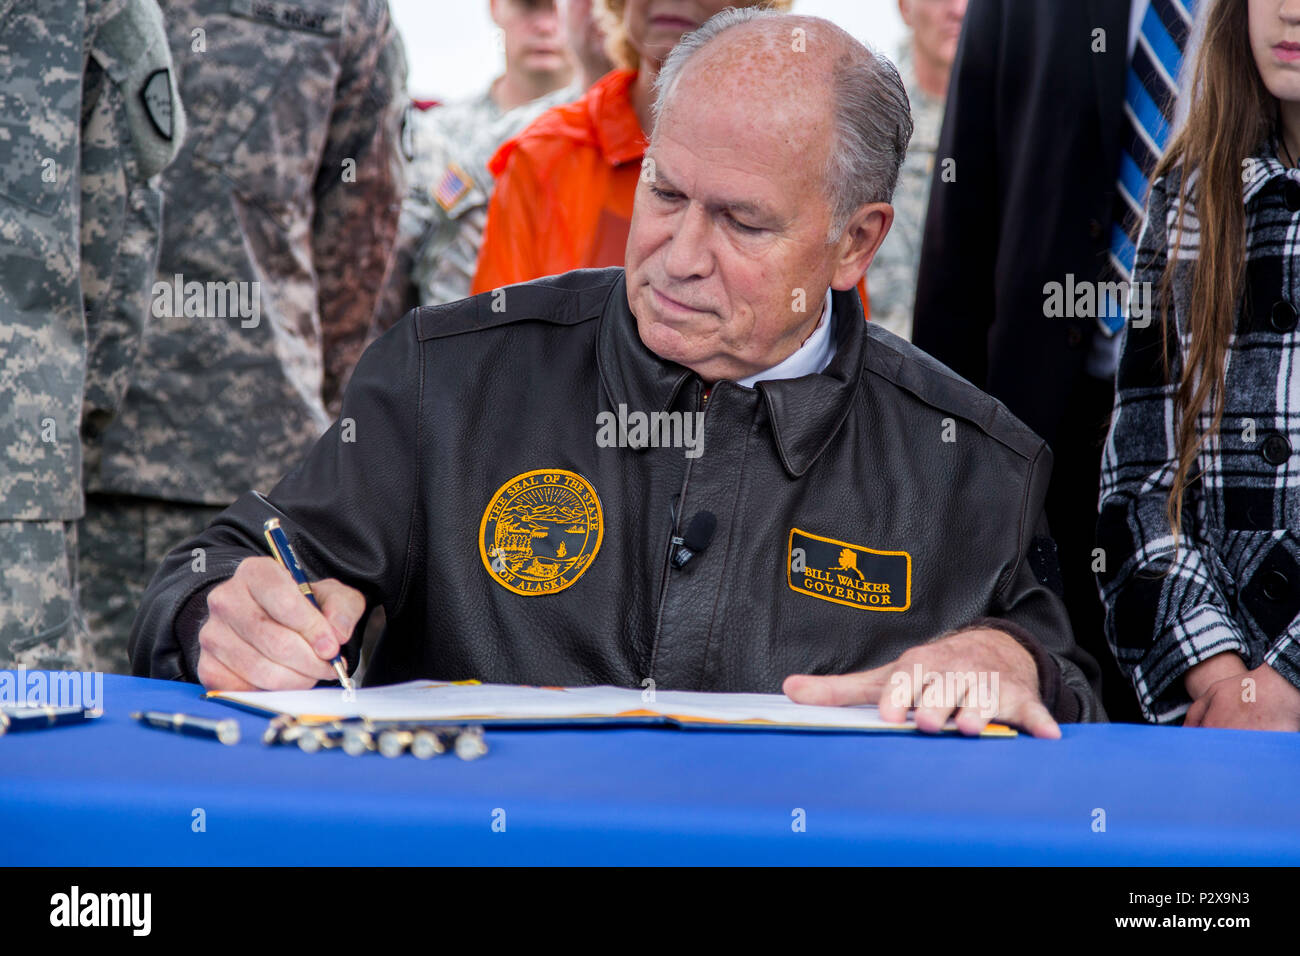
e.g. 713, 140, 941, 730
207, 680, 1013, 734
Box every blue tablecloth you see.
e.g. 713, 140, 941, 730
2, 672, 1297, 865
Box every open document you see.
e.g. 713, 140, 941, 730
206, 681, 1016, 737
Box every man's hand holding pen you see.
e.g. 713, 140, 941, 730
196, 556, 366, 691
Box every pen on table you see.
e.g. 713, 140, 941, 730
0, 706, 101, 735
132, 710, 240, 745
262, 518, 356, 694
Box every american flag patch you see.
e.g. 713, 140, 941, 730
434, 162, 472, 212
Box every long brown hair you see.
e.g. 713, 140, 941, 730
1154, 0, 1274, 542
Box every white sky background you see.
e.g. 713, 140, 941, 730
390, 0, 908, 101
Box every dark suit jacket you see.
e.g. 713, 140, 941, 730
912, 0, 1130, 450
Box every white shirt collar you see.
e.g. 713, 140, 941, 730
734, 289, 835, 389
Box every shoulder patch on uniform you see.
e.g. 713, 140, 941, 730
787, 528, 910, 612
228, 0, 343, 36
139, 68, 173, 140
434, 162, 473, 213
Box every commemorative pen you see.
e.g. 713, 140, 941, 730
262, 518, 356, 694
0, 705, 101, 735
132, 710, 240, 745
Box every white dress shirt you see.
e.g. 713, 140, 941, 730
734, 289, 835, 389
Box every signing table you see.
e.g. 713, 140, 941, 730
2, 672, 1298, 865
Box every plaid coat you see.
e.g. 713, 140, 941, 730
1097, 147, 1300, 722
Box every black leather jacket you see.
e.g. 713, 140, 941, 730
132, 268, 1104, 721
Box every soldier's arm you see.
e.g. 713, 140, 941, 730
130, 312, 425, 684
312, 0, 408, 417
420, 204, 489, 307
370, 204, 423, 336
80, 0, 184, 438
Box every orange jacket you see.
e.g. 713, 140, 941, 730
473, 69, 643, 295
472, 69, 870, 317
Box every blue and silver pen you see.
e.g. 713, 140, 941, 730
262, 518, 356, 694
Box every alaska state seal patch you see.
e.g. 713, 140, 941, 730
479, 469, 604, 596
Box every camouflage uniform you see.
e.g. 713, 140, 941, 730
78, 495, 225, 656
79, 0, 409, 673
866, 44, 945, 342
376, 80, 582, 329
0, 0, 183, 669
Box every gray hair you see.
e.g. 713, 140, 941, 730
652, 7, 914, 241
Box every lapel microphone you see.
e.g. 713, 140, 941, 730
671, 511, 717, 570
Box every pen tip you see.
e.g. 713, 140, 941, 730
334, 661, 354, 693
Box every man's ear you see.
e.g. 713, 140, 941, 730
830, 202, 893, 292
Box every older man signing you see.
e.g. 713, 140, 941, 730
131, 10, 1103, 737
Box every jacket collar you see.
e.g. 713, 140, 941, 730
596, 271, 866, 478
1242, 135, 1299, 205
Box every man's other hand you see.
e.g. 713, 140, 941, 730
782, 627, 1060, 739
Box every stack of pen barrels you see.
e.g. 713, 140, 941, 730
262, 715, 488, 760
2, 708, 488, 761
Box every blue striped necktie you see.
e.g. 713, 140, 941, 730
1102, 0, 1198, 335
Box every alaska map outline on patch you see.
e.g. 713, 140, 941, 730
787, 527, 911, 612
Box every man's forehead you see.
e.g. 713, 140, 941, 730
647, 135, 794, 215
663, 18, 835, 118
656, 58, 832, 166
650, 100, 828, 207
